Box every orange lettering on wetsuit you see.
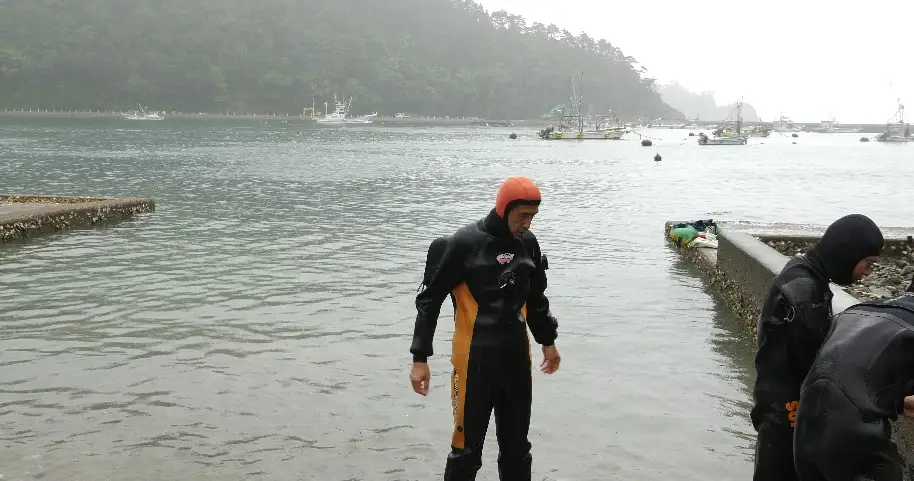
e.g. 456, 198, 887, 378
785, 401, 799, 428
452, 369, 459, 421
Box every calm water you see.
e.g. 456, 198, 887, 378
1, 119, 912, 480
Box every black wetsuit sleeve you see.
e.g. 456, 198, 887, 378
410, 237, 466, 363
788, 299, 832, 377
526, 241, 558, 346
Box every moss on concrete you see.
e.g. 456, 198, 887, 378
0, 194, 155, 243
665, 223, 760, 337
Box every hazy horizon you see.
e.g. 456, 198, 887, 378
478, 0, 913, 124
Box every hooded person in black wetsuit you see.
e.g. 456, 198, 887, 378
751, 214, 884, 481
409, 176, 561, 481
794, 276, 914, 481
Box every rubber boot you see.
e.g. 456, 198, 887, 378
497, 451, 532, 481
444, 448, 482, 481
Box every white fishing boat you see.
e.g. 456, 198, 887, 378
875, 100, 913, 143
772, 114, 801, 132
121, 103, 164, 120
314, 95, 374, 125
698, 132, 747, 145
315, 95, 349, 124
747, 125, 771, 137
809, 117, 862, 133
699, 100, 748, 145
594, 112, 628, 139
538, 75, 629, 140
539, 125, 627, 140
600, 129, 627, 140
347, 112, 377, 124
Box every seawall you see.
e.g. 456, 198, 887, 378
0, 194, 155, 243
0, 109, 534, 126
666, 221, 914, 478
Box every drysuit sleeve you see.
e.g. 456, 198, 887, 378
787, 299, 832, 376
526, 242, 558, 346
410, 237, 466, 363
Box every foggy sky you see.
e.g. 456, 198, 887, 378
478, 0, 914, 124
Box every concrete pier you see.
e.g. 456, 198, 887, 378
0, 194, 155, 243
666, 220, 914, 479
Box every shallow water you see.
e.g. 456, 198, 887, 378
1, 119, 912, 480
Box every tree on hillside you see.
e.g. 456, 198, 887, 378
0, 0, 682, 120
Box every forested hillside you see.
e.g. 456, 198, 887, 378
0, 0, 682, 119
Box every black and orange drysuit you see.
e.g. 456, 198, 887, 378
411, 177, 558, 481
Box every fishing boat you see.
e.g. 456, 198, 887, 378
747, 125, 771, 137
698, 132, 747, 145
347, 112, 377, 124
875, 100, 913, 143
121, 103, 164, 120
314, 95, 374, 125
808, 117, 862, 133
772, 114, 801, 132
315, 95, 348, 124
595, 112, 628, 140
538, 75, 629, 140
471, 119, 515, 127
698, 100, 748, 145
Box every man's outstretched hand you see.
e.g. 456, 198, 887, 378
410, 362, 431, 396
540, 345, 561, 374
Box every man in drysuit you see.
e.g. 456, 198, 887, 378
794, 275, 914, 481
409, 176, 561, 481
751, 214, 884, 480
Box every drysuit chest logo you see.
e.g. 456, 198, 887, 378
496, 253, 515, 265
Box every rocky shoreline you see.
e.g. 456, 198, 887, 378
762, 238, 914, 302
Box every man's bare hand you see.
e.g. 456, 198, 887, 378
410, 362, 431, 396
540, 345, 560, 374
904, 395, 914, 418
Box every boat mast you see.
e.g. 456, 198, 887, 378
568, 74, 583, 133
578, 71, 584, 133
736, 100, 743, 134
896, 99, 909, 137
903, 101, 909, 137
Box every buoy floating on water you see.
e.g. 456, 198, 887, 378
792, 133, 799, 138
642, 139, 652, 147
859, 137, 870, 142
509, 133, 517, 139
654, 153, 662, 162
